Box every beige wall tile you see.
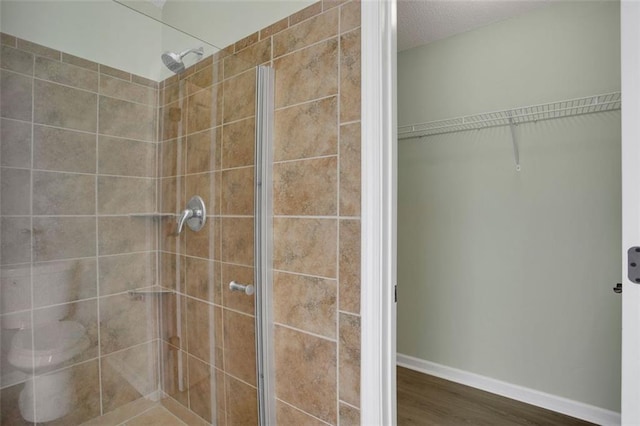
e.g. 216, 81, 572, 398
100, 342, 158, 413
276, 400, 327, 426
339, 219, 360, 314
33, 217, 96, 261
221, 217, 254, 266
274, 8, 338, 58
1, 265, 30, 314
185, 172, 217, 214
16, 39, 59, 60
225, 375, 258, 426
340, 1, 361, 34
160, 102, 185, 142
187, 128, 221, 174
235, 32, 259, 52
61, 53, 99, 72
35, 56, 98, 92
274, 38, 338, 108
274, 326, 336, 423
274, 271, 336, 338
33, 125, 96, 173
34, 360, 101, 425
33, 299, 98, 369
273, 156, 337, 216
290, 2, 323, 25
339, 122, 361, 216
187, 84, 222, 134
223, 69, 255, 123
1, 217, 30, 265
33, 258, 97, 306
161, 343, 189, 408
1, 167, 30, 215
98, 176, 155, 214
224, 38, 271, 79
99, 97, 156, 142
222, 117, 255, 169
187, 356, 216, 423
185, 218, 218, 260
274, 96, 338, 162
223, 309, 257, 386
1, 118, 31, 168
273, 218, 337, 278
339, 312, 360, 407
98, 252, 156, 295
340, 29, 361, 123
99, 293, 157, 354
98, 216, 155, 255
260, 18, 289, 40
186, 298, 221, 365
1, 70, 33, 121
0, 33, 17, 47
221, 263, 255, 315
1, 45, 33, 75
132, 74, 158, 89
221, 166, 254, 216
98, 136, 156, 178
33, 171, 95, 215
186, 64, 219, 96
34, 80, 96, 131
339, 402, 360, 426
99, 64, 130, 81
100, 75, 157, 106
185, 256, 219, 303
161, 138, 184, 178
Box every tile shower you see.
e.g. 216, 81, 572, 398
0, 0, 361, 425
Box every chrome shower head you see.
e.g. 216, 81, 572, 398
161, 47, 204, 74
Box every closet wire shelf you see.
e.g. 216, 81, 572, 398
398, 91, 621, 141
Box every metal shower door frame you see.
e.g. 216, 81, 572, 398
254, 65, 276, 426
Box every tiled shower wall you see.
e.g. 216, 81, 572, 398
0, 34, 160, 424
157, 1, 362, 425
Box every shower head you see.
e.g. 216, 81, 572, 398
161, 47, 204, 74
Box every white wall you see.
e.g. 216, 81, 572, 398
0, 0, 313, 81
397, 1, 621, 412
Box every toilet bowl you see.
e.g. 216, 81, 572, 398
9, 321, 90, 423
2, 262, 90, 423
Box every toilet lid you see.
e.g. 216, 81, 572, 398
11, 321, 89, 361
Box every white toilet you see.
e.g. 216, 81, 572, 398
1, 262, 90, 423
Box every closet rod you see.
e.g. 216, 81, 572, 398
398, 91, 621, 141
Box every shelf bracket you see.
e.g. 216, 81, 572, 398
507, 114, 521, 172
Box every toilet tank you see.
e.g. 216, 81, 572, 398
1, 263, 76, 329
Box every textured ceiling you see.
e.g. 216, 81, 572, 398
398, 0, 553, 52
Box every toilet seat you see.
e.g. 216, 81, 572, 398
8, 321, 90, 371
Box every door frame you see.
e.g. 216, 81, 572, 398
621, 2, 640, 424
363, 1, 639, 424
360, 0, 397, 424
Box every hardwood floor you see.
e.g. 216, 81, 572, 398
397, 367, 595, 425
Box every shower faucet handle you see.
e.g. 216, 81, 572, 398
176, 196, 206, 234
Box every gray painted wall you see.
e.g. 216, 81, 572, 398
397, 1, 621, 411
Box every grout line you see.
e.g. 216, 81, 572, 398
339, 399, 360, 411
94, 72, 105, 415
274, 93, 338, 112
277, 398, 334, 425
272, 268, 337, 282
337, 7, 343, 420
28, 50, 37, 423
273, 153, 338, 166
274, 322, 338, 343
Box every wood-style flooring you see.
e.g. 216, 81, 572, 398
397, 367, 595, 425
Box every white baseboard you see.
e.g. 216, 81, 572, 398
397, 353, 620, 426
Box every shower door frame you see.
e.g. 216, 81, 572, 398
254, 65, 276, 426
